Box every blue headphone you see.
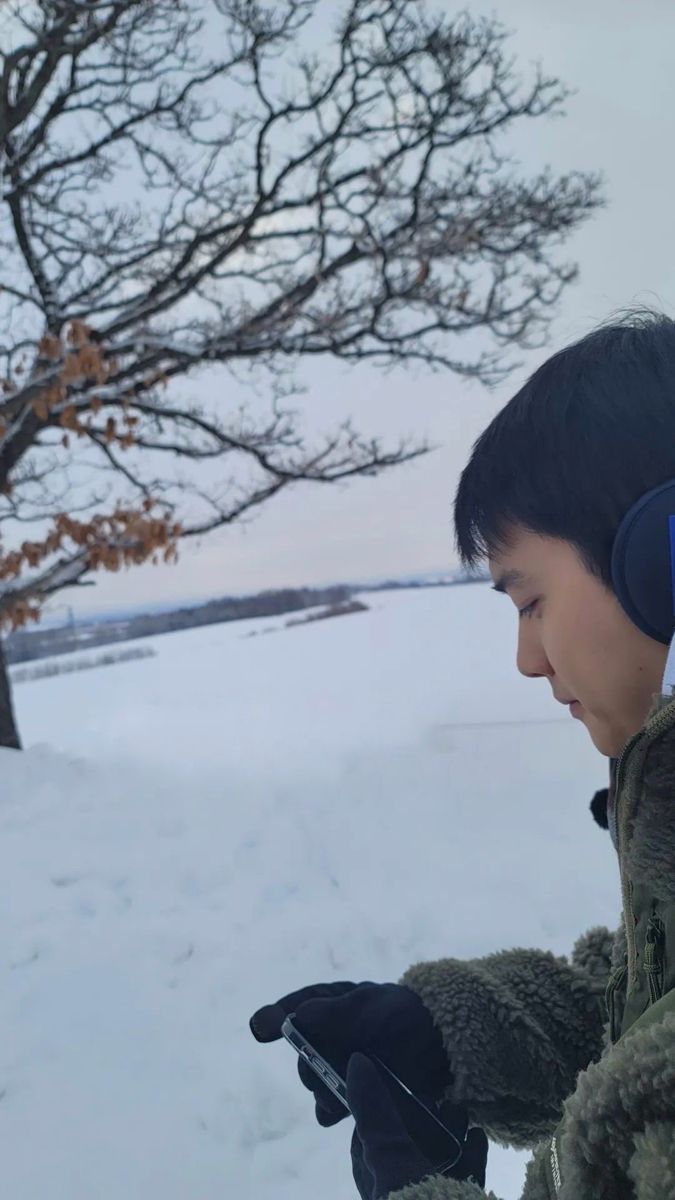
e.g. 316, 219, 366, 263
611, 479, 675, 644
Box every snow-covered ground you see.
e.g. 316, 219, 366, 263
2, 585, 619, 1200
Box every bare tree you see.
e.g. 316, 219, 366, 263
0, 0, 602, 745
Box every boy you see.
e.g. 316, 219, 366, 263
251, 311, 675, 1198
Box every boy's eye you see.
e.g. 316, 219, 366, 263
518, 600, 538, 620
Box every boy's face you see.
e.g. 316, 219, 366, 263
488, 527, 669, 757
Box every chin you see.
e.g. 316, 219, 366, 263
583, 716, 621, 758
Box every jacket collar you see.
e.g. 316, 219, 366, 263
612, 693, 675, 991
623, 695, 675, 904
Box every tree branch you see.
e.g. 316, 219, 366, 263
0, 0, 603, 623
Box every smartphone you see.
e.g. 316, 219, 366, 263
281, 1014, 465, 1175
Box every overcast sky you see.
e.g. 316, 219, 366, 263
55, 0, 675, 617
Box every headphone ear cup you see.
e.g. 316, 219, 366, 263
611, 478, 675, 645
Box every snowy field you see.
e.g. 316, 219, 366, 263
1, 584, 620, 1200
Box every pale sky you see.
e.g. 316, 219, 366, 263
54, 0, 675, 617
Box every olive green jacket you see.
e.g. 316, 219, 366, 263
393, 694, 675, 1200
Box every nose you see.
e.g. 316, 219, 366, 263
517, 620, 552, 680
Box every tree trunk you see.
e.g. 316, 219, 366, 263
0, 640, 21, 749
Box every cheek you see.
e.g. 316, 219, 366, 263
551, 594, 640, 706
545, 603, 608, 688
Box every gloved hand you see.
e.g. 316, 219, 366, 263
250, 980, 451, 1128
347, 1053, 488, 1200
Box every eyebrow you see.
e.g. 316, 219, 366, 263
491, 569, 530, 595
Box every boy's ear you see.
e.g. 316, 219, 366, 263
590, 787, 609, 830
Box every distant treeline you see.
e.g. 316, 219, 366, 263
285, 599, 369, 627
11, 646, 156, 683
4, 585, 353, 665
3, 572, 488, 667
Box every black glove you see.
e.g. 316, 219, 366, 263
347, 1053, 488, 1200
250, 980, 451, 1128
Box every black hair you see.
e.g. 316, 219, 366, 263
454, 308, 675, 588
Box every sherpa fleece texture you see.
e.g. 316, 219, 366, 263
388, 1010, 675, 1200
399, 926, 612, 1148
390, 1179, 494, 1200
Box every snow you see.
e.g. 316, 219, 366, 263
2, 585, 619, 1199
